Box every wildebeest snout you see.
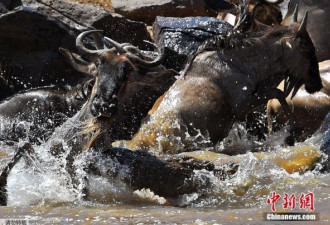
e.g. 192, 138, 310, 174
91, 94, 118, 118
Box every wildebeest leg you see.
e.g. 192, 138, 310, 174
259, 89, 299, 145
264, 93, 300, 145
0, 143, 33, 206
49, 141, 90, 200
65, 149, 90, 201
266, 101, 275, 135
236, 88, 297, 144
236, 88, 292, 120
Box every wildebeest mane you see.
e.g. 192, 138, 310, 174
218, 26, 292, 50
182, 25, 293, 77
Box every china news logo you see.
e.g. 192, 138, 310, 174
267, 191, 314, 212
264, 191, 318, 221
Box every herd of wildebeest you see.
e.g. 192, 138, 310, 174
0, 0, 329, 206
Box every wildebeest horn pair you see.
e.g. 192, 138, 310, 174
289, 4, 299, 23
288, 2, 309, 30
286, 3, 308, 35
76, 30, 129, 55
76, 30, 164, 67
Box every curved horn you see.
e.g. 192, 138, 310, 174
124, 41, 159, 60
76, 30, 104, 56
297, 11, 308, 36
143, 40, 158, 48
59, 47, 97, 75
125, 41, 165, 68
104, 37, 126, 54
123, 45, 142, 56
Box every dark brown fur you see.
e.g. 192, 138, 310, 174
122, 20, 322, 154
0, 32, 177, 205
282, 0, 330, 61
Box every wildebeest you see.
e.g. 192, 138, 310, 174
267, 60, 330, 141
0, 79, 93, 144
281, 0, 330, 61
60, 30, 177, 140
233, 0, 274, 33
120, 13, 322, 154
246, 0, 283, 26
0, 30, 177, 205
218, 0, 283, 27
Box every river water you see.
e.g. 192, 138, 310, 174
0, 113, 329, 224
4, 0, 329, 224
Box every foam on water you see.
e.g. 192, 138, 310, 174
178, 150, 325, 208
216, 122, 292, 155
1, 113, 329, 209
6, 139, 76, 206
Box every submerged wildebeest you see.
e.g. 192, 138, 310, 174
0, 79, 93, 144
282, 0, 330, 61
0, 30, 178, 205
120, 12, 323, 154
267, 60, 330, 141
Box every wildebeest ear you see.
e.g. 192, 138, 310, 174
296, 11, 308, 37
59, 47, 98, 76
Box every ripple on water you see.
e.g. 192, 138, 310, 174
0, 117, 329, 223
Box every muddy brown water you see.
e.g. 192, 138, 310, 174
0, 121, 329, 224
1, 70, 329, 224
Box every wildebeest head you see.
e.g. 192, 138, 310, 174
252, 0, 283, 26
60, 30, 165, 118
233, 0, 272, 33
281, 10, 323, 97
231, 0, 283, 27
